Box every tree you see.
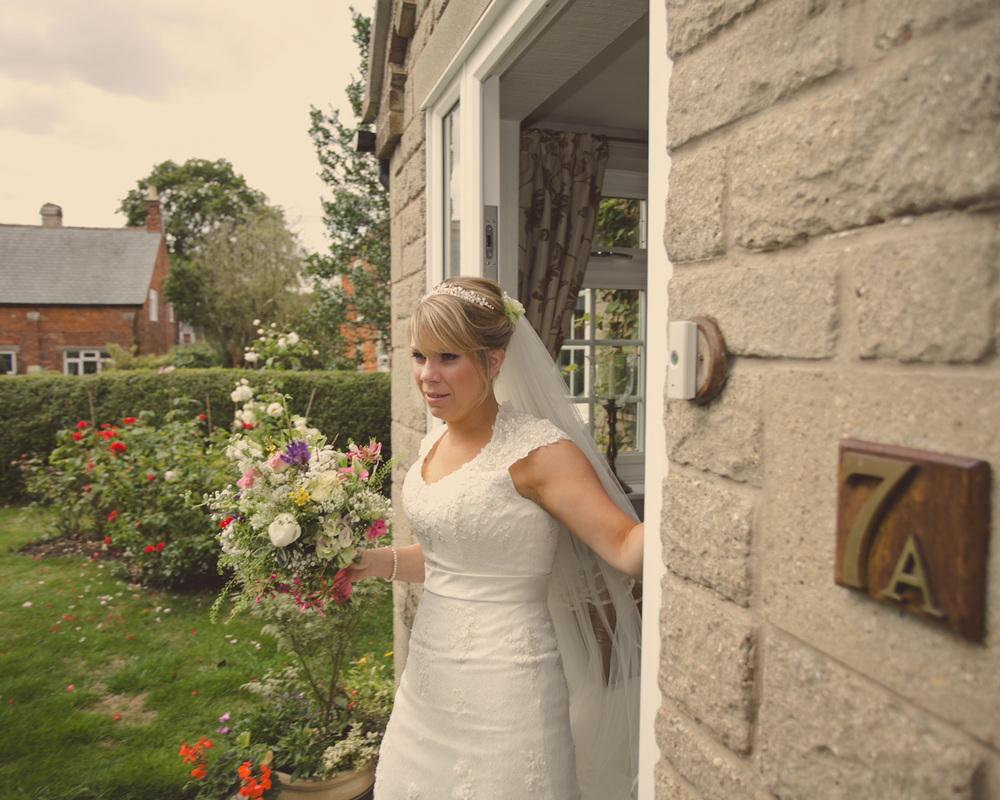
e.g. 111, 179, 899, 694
119, 158, 269, 259
303, 12, 391, 370
172, 208, 311, 366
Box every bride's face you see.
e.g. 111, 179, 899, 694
410, 345, 502, 423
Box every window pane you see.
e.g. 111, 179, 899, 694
83, 361, 98, 375
67, 351, 79, 359
594, 198, 644, 249
67, 362, 79, 375
444, 103, 461, 277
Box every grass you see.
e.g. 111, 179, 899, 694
0, 507, 394, 799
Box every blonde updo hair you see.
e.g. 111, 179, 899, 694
409, 277, 516, 404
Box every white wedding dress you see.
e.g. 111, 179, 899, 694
373, 402, 581, 800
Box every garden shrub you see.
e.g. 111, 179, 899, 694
19, 403, 232, 590
0, 368, 390, 503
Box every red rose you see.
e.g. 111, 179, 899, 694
104, 537, 112, 545
83, 484, 91, 493
155, 542, 165, 552
86, 460, 94, 472
219, 516, 234, 529
144, 545, 154, 553
77, 421, 88, 430
198, 414, 206, 420
122, 417, 136, 425
109, 442, 126, 454
107, 510, 118, 523
242, 422, 255, 429
72, 432, 82, 441
146, 474, 155, 482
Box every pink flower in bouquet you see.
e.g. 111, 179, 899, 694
366, 518, 387, 542
331, 569, 352, 603
267, 453, 289, 473
237, 469, 260, 488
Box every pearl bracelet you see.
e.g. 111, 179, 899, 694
385, 546, 398, 582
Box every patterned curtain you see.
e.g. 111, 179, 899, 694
518, 130, 609, 358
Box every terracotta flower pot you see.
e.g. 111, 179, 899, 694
274, 760, 375, 800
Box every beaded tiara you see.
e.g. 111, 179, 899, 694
421, 283, 493, 309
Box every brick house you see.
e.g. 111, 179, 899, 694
0, 196, 176, 375
363, 1, 999, 797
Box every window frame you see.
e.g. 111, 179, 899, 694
63, 349, 110, 376
149, 288, 159, 322
0, 348, 17, 376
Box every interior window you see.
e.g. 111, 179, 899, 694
557, 194, 647, 491
0, 351, 15, 375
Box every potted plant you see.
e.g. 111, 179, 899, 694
178, 386, 394, 799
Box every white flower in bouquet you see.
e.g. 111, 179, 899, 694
266, 402, 283, 417
268, 513, 302, 547
310, 470, 345, 504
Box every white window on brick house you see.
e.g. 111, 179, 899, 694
168, 303, 175, 323
64, 350, 109, 375
0, 349, 17, 375
149, 289, 159, 322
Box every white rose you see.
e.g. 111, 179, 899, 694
268, 513, 301, 547
244, 352, 259, 364
266, 402, 283, 417
230, 385, 253, 403
277, 337, 287, 351
163, 470, 178, 482
287, 332, 300, 345
240, 409, 257, 424
253, 319, 261, 326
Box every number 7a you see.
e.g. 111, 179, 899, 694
839, 453, 918, 589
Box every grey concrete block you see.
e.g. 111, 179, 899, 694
854, 225, 998, 362
758, 631, 981, 800
401, 236, 426, 282
669, 256, 840, 358
659, 577, 756, 753
662, 471, 754, 606
872, 0, 1000, 52
666, 0, 761, 58
669, 0, 841, 148
762, 368, 1000, 747
656, 704, 764, 800
665, 145, 726, 264
731, 19, 1000, 250
399, 193, 426, 248
665, 365, 763, 486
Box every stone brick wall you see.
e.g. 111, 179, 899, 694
659, 1, 1000, 797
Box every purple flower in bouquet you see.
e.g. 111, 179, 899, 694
280, 440, 310, 469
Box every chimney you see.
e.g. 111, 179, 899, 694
40, 203, 63, 228
144, 185, 163, 233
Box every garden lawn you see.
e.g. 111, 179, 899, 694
0, 508, 394, 800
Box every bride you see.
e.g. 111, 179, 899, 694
348, 277, 643, 799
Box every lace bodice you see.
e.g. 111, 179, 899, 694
401, 402, 570, 579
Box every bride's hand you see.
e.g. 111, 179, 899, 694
345, 549, 378, 581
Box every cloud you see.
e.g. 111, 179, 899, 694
0, 93, 66, 135
0, 0, 259, 101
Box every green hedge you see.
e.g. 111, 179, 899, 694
0, 369, 390, 503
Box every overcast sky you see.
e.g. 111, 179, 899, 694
0, 0, 366, 254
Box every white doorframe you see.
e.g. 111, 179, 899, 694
422, 4, 671, 797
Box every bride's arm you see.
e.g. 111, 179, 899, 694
345, 543, 425, 583
509, 440, 643, 580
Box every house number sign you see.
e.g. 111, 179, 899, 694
835, 439, 990, 642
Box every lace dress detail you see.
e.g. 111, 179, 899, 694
374, 402, 579, 800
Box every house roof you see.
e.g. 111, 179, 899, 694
0, 224, 164, 305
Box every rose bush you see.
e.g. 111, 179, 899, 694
20, 400, 231, 589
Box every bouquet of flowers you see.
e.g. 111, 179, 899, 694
210, 397, 393, 618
